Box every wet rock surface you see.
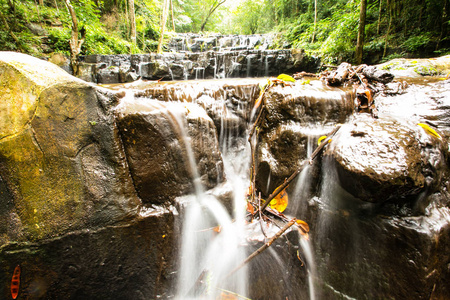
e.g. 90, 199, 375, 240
324, 115, 446, 203
376, 55, 450, 78
2, 52, 450, 300
256, 82, 354, 194
77, 48, 320, 83
0, 209, 178, 300
115, 99, 224, 205
0, 52, 140, 244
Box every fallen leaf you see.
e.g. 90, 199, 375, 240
277, 73, 296, 82
11, 265, 20, 300
246, 201, 255, 214
269, 188, 288, 213
296, 219, 310, 233
418, 123, 442, 140
317, 135, 327, 145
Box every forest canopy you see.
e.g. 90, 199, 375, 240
0, 0, 449, 64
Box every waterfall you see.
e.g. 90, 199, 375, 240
173, 90, 251, 299
264, 55, 269, 77
246, 56, 252, 78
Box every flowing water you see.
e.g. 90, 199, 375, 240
105, 77, 351, 299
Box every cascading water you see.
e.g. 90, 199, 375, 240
175, 99, 250, 299
110, 78, 335, 299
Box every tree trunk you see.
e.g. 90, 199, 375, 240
200, 0, 226, 32
383, 0, 391, 58
63, 0, 85, 76
128, 0, 136, 45
39, 0, 44, 5
170, 0, 175, 31
311, 0, 317, 42
436, 0, 448, 50
157, 0, 169, 53
377, 0, 382, 35
355, 0, 367, 64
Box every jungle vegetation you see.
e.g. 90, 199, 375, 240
0, 0, 449, 64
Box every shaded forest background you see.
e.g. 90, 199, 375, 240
0, 0, 449, 64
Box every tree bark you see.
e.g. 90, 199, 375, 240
128, 0, 136, 45
383, 0, 391, 58
355, 0, 367, 64
200, 0, 226, 32
311, 0, 317, 42
376, 0, 382, 35
157, 0, 169, 53
63, 0, 85, 76
170, 0, 175, 31
436, 0, 448, 51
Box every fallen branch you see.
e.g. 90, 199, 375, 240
226, 218, 297, 277
248, 104, 265, 142
260, 125, 341, 212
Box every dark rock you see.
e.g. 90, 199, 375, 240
26, 22, 47, 36
257, 82, 354, 194
115, 100, 224, 205
0, 210, 178, 300
308, 182, 450, 300
140, 60, 171, 80
361, 65, 395, 84
97, 66, 120, 84
324, 115, 446, 203
169, 63, 185, 80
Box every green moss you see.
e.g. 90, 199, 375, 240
413, 65, 438, 76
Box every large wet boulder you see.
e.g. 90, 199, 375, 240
115, 98, 224, 204
0, 52, 178, 299
324, 115, 447, 203
0, 52, 141, 244
256, 82, 354, 194
377, 55, 450, 77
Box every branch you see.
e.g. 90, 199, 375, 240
260, 125, 341, 212
200, 0, 226, 31
226, 218, 296, 277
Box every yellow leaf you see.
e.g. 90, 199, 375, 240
301, 79, 310, 85
269, 189, 288, 212
418, 123, 442, 140
317, 135, 327, 145
277, 73, 296, 82
296, 219, 310, 233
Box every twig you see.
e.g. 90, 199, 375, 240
248, 104, 265, 142
258, 192, 268, 241
260, 125, 341, 212
226, 218, 296, 277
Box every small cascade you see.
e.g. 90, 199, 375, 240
246, 56, 252, 78
175, 106, 250, 299
195, 67, 205, 80
300, 238, 317, 300
264, 55, 269, 77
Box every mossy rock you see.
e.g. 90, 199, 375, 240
0, 52, 140, 245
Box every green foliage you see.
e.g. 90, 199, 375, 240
402, 33, 432, 53
47, 27, 71, 54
